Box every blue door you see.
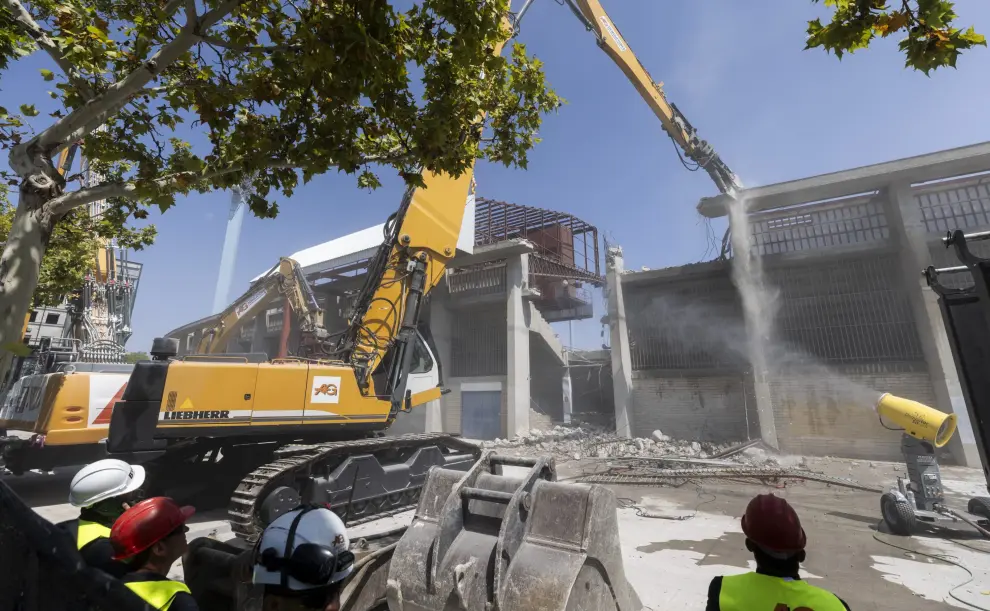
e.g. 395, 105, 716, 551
461, 390, 502, 440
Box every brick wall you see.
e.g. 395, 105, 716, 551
770, 365, 939, 461
629, 371, 751, 442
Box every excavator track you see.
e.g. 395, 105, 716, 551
228, 433, 481, 541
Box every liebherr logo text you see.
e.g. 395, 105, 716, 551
162, 410, 230, 420
599, 16, 627, 52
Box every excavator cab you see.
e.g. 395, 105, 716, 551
371, 328, 442, 413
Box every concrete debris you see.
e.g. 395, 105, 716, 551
480, 424, 778, 467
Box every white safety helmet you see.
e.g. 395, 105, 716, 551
68, 459, 146, 508
253, 506, 354, 592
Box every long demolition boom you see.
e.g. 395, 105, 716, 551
339, 1, 739, 414
557, 0, 741, 197
196, 257, 327, 354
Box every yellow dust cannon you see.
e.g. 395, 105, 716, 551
878, 394, 990, 538
875, 393, 958, 448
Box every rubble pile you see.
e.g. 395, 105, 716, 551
481, 425, 764, 464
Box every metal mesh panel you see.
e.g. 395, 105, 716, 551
917, 178, 990, 233
450, 307, 506, 377
624, 268, 747, 371
770, 254, 923, 363
748, 198, 888, 256
448, 264, 506, 297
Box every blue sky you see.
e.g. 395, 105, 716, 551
3, 1, 990, 353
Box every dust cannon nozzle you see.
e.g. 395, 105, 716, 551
875, 393, 957, 447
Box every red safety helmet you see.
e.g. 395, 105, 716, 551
110, 496, 195, 560
741, 493, 807, 555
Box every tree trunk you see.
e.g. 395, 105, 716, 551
0, 155, 59, 383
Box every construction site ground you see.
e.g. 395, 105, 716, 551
8, 451, 990, 610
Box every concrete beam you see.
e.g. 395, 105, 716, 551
450, 239, 535, 269
621, 259, 729, 286
698, 141, 990, 218
506, 253, 531, 438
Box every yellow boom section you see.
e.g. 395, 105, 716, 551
196, 258, 326, 354
349, 26, 513, 380
566, 0, 741, 196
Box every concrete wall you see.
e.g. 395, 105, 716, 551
630, 371, 752, 442
769, 365, 941, 461
530, 342, 564, 429
614, 164, 990, 463
570, 361, 614, 427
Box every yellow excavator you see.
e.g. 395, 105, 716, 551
0, 143, 137, 475
105, 0, 742, 543
179, 257, 330, 357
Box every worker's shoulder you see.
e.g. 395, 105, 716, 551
56, 517, 78, 530
168, 591, 199, 611
705, 576, 724, 611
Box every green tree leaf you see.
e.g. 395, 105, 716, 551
0, 0, 560, 366
39, 68, 54, 81
806, 0, 986, 72
123, 351, 149, 363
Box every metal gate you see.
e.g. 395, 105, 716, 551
461, 390, 502, 440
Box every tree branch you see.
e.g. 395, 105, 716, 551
46, 159, 289, 217
1, 0, 96, 100
162, 0, 185, 19
13, 0, 242, 167
45, 149, 414, 217
198, 35, 297, 52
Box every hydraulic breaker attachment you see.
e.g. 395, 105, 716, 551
385, 451, 644, 611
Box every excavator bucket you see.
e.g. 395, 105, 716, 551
385, 451, 644, 611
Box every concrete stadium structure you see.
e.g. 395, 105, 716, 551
607, 142, 990, 466
166, 196, 606, 440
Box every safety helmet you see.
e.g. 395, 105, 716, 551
741, 493, 807, 557
110, 497, 195, 560
253, 506, 355, 593
68, 459, 146, 508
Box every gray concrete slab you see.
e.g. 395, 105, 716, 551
698, 141, 990, 218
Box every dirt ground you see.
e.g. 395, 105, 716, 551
7, 453, 990, 610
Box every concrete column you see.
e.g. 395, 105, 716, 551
749, 348, 778, 450
426, 288, 453, 433
562, 362, 573, 425
884, 181, 980, 466
506, 253, 531, 438
605, 246, 633, 438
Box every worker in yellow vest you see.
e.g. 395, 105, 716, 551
111, 496, 198, 611
57, 458, 146, 578
706, 493, 850, 611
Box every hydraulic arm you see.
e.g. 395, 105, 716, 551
196, 257, 328, 354
556, 0, 741, 197
339, 1, 741, 409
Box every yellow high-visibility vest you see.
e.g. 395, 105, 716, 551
77, 520, 112, 549
125, 579, 192, 611
719, 572, 847, 611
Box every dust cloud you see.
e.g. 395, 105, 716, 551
637, 292, 882, 410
